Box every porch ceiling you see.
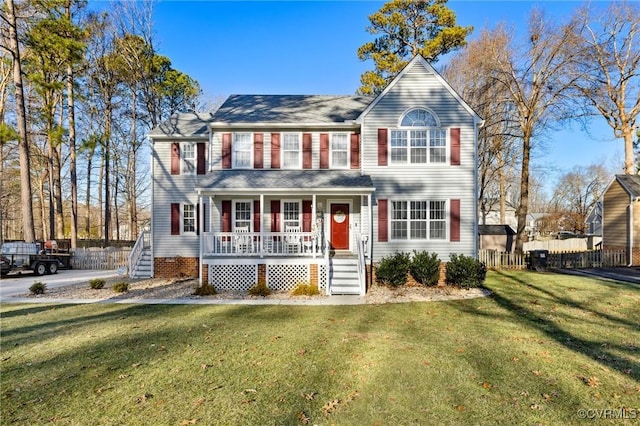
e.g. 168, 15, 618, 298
196, 170, 375, 196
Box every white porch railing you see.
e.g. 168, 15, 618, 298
355, 232, 366, 295
203, 231, 321, 257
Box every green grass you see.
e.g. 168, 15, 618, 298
1, 270, 639, 425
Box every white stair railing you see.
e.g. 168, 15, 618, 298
129, 228, 150, 278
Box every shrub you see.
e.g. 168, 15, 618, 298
375, 252, 411, 287
291, 281, 320, 296
89, 279, 105, 290
445, 254, 487, 288
29, 282, 47, 295
248, 279, 271, 297
409, 251, 441, 287
193, 282, 217, 296
111, 281, 129, 293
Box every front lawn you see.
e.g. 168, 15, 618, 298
1, 270, 638, 425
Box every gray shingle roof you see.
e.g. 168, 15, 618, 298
211, 95, 373, 124
197, 170, 374, 192
616, 174, 640, 198
148, 112, 214, 137
478, 225, 516, 235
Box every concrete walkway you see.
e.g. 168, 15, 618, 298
2, 294, 367, 306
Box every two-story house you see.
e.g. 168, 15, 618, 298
139, 55, 482, 296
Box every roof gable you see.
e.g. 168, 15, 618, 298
356, 55, 482, 124
614, 174, 640, 198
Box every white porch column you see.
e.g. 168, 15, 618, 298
312, 194, 316, 258
260, 193, 265, 259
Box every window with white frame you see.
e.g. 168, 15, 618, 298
233, 133, 252, 168
390, 200, 447, 240
283, 200, 301, 230
233, 200, 252, 230
183, 204, 196, 233
182, 143, 195, 174
331, 133, 349, 168
390, 108, 446, 164
282, 133, 301, 168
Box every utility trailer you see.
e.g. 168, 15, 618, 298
0, 242, 65, 277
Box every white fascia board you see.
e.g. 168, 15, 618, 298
149, 135, 209, 140
197, 187, 375, 196
209, 122, 360, 129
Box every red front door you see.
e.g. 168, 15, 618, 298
330, 204, 350, 250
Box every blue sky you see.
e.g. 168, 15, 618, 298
98, 1, 624, 192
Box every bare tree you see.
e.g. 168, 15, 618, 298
549, 164, 611, 233
490, 10, 582, 252
572, 2, 640, 174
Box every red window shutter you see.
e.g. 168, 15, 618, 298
196, 143, 206, 174
303, 133, 312, 169
270, 200, 280, 232
253, 200, 261, 232
450, 128, 460, 166
302, 200, 312, 232
221, 200, 231, 232
222, 133, 232, 169
271, 133, 281, 169
319, 133, 329, 169
254, 133, 264, 169
378, 199, 388, 242
350, 133, 360, 169
171, 203, 180, 235
450, 199, 461, 242
378, 129, 388, 166
171, 143, 180, 175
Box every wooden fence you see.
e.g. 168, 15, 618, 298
478, 249, 627, 270
70, 248, 131, 270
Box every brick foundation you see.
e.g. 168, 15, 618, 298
155, 257, 199, 279
310, 263, 318, 286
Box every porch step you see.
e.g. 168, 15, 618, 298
131, 249, 153, 279
329, 257, 361, 295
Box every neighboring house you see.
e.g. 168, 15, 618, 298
141, 55, 482, 295
602, 174, 640, 266
478, 224, 516, 252
585, 200, 602, 236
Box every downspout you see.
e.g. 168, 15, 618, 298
629, 196, 637, 267
150, 138, 155, 278
474, 117, 485, 259
198, 192, 203, 284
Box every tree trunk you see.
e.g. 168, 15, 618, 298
104, 109, 111, 246
515, 133, 531, 253
623, 127, 635, 174
7, 0, 36, 243
67, 57, 78, 248
85, 152, 93, 238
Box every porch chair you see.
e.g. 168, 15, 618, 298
284, 225, 301, 254
234, 226, 251, 253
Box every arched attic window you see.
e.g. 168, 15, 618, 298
399, 108, 439, 127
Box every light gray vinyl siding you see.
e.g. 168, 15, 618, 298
152, 139, 210, 258
362, 60, 477, 262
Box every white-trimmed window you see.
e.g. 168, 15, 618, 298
282, 200, 301, 229
233, 133, 252, 168
182, 143, 196, 174
390, 199, 447, 240
233, 200, 252, 230
331, 133, 349, 168
390, 108, 446, 164
183, 204, 196, 233
282, 133, 301, 169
